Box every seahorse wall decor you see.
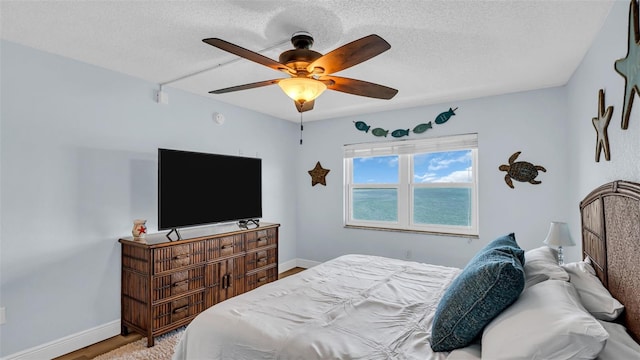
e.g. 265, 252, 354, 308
353, 107, 458, 138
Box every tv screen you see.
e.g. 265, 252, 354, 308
158, 148, 262, 230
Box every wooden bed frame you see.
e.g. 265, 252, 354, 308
580, 180, 640, 343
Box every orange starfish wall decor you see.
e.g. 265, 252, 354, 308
308, 161, 330, 186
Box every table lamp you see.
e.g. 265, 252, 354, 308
543, 221, 575, 265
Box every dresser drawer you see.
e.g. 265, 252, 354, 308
206, 234, 244, 260
246, 228, 276, 250
246, 248, 277, 272
246, 266, 278, 291
153, 292, 205, 330
153, 241, 205, 274
153, 266, 205, 302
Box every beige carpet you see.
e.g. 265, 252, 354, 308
92, 327, 185, 360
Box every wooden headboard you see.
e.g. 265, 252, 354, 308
580, 180, 640, 342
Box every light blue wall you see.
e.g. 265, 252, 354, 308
295, 88, 571, 269
565, 0, 640, 259
0, 40, 299, 356
294, 0, 639, 270
1, 1, 638, 356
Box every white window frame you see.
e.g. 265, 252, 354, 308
343, 133, 479, 237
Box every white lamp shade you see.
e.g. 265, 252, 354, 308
278, 77, 327, 103
543, 221, 575, 247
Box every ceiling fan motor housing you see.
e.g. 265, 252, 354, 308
278, 31, 323, 74
291, 31, 314, 49
279, 49, 322, 73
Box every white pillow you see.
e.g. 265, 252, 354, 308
597, 320, 640, 360
563, 260, 624, 320
482, 280, 608, 360
524, 246, 570, 288
446, 343, 481, 360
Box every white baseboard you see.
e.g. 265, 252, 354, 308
278, 258, 321, 273
5, 258, 322, 360
1, 320, 120, 360
278, 258, 298, 273
296, 258, 322, 269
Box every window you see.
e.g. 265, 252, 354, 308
343, 133, 478, 236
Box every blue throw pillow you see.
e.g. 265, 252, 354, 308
430, 233, 525, 352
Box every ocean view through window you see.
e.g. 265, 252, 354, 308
344, 134, 478, 236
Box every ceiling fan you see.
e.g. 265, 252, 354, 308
203, 32, 398, 113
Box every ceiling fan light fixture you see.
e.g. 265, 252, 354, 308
278, 77, 327, 103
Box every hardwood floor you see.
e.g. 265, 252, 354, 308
54, 267, 305, 360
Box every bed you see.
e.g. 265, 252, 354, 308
172, 180, 640, 359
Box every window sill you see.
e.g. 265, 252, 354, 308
344, 224, 479, 239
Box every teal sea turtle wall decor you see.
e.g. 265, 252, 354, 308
498, 151, 547, 189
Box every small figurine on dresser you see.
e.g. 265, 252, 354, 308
132, 219, 147, 241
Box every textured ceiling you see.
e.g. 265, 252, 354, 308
0, 0, 615, 122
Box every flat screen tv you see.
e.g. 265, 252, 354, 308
158, 148, 262, 231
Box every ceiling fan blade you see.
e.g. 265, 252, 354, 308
307, 34, 390, 75
295, 100, 315, 113
209, 79, 282, 94
203, 38, 294, 74
321, 76, 398, 99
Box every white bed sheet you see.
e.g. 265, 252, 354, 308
172, 254, 462, 360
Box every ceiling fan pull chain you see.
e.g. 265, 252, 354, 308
300, 113, 304, 145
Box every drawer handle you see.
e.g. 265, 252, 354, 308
173, 254, 189, 260
222, 274, 232, 289
257, 257, 267, 263
173, 280, 188, 287
221, 245, 233, 250
173, 305, 189, 314
258, 277, 267, 283
250, 237, 268, 244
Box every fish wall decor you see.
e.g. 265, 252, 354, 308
413, 122, 433, 134
354, 121, 371, 133
435, 107, 458, 124
372, 128, 389, 137
352, 107, 459, 138
391, 129, 410, 138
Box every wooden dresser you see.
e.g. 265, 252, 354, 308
119, 222, 279, 346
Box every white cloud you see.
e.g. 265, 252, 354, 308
414, 172, 438, 182
428, 153, 471, 171
433, 167, 473, 183
357, 156, 397, 167
415, 167, 472, 183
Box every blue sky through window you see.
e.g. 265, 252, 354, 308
353, 150, 472, 184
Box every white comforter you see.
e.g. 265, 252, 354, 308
172, 254, 462, 360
